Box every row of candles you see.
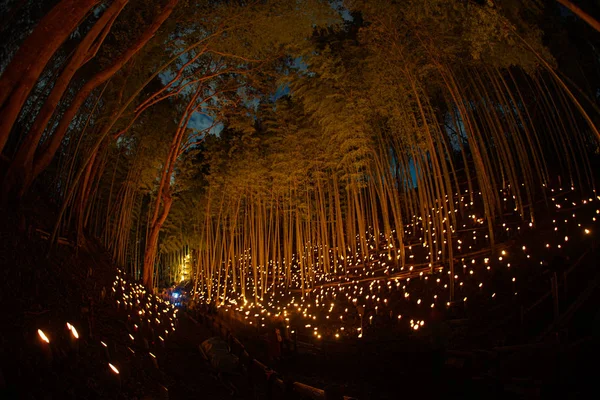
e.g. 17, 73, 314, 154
35, 268, 179, 394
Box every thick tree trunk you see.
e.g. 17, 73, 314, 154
140, 80, 198, 290
3, 0, 128, 198
0, 0, 100, 153
143, 191, 173, 290
22, 0, 179, 196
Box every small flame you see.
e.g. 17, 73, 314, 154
108, 363, 119, 374
37, 329, 50, 344
66, 322, 79, 339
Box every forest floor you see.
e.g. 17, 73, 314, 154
3, 189, 600, 399
0, 203, 250, 400
205, 279, 600, 399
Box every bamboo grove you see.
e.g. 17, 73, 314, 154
188, 0, 600, 305
1, 0, 600, 304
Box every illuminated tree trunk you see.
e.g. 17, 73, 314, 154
557, 0, 600, 32
19, 0, 179, 196
0, 0, 100, 153
332, 175, 346, 270
3, 0, 128, 198
142, 82, 200, 290
143, 191, 173, 290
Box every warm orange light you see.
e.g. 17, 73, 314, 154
38, 329, 50, 344
66, 322, 79, 339
109, 363, 120, 374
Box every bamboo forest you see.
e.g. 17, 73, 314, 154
2, 1, 600, 399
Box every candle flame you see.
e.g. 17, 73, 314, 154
66, 322, 79, 339
37, 329, 50, 344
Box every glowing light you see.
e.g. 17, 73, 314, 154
37, 329, 50, 344
69, 325, 79, 339
108, 363, 120, 374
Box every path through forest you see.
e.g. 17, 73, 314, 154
161, 313, 252, 400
